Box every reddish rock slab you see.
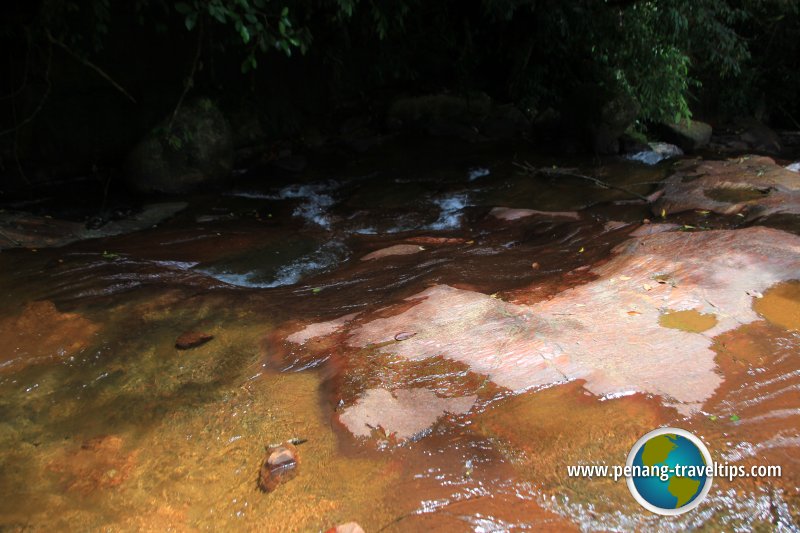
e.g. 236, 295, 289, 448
653, 156, 800, 220
629, 223, 680, 237
338, 388, 476, 440
324, 226, 800, 414
286, 312, 360, 345
489, 207, 580, 221
175, 331, 214, 350
360, 244, 424, 261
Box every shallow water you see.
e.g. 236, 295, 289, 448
0, 138, 798, 531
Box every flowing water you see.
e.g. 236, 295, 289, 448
0, 138, 798, 531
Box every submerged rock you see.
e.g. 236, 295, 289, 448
258, 442, 299, 492
338, 388, 476, 441
175, 331, 214, 350
0, 301, 100, 373
325, 523, 365, 533
360, 244, 424, 261
653, 156, 800, 220
48, 435, 138, 494
489, 207, 580, 221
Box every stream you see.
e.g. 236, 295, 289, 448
0, 137, 798, 531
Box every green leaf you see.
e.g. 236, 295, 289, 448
185, 12, 198, 31
175, 2, 193, 15
281, 6, 289, 17
730, 414, 740, 422
240, 25, 250, 43
311, 287, 322, 294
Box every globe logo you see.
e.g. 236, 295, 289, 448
626, 427, 713, 515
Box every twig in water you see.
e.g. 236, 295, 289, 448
513, 161, 652, 202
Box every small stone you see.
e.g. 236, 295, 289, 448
394, 331, 416, 341
642, 218, 651, 224
531, 262, 540, 270
258, 443, 299, 492
175, 331, 214, 350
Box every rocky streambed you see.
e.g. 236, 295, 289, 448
0, 139, 799, 531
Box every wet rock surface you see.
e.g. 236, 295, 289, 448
0, 202, 187, 250
338, 388, 476, 441
654, 155, 800, 220
299, 226, 800, 414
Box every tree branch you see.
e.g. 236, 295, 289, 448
168, 20, 204, 132
0, 44, 52, 138
46, 30, 137, 104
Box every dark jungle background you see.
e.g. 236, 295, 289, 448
1, 0, 799, 200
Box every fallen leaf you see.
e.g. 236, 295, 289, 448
578, 247, 584, 253
311, 287, 322, 294
619, 275, 632, 281
730, 414, 740, 422
660, 208, 667, 219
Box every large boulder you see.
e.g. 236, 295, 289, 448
125, 99, 233, 194
386, 92, 493, 142
656, 119, 712, 152
588, 93, 640, 154
481, 104, 531, 139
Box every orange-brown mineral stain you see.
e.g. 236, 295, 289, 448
754, 280, 800, 331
